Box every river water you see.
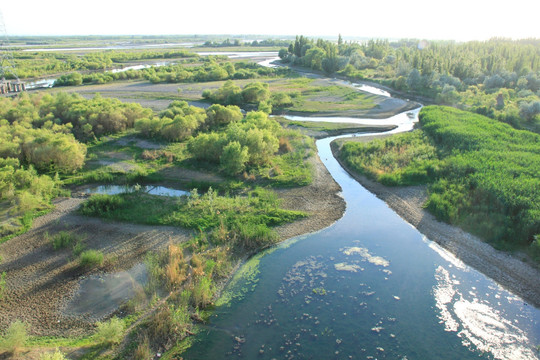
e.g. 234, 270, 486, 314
25, 51, 279, 89
183, 89, 540, 359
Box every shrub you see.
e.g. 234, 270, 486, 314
79, 250, 104, 268
134, 336, 152, 360
0, 320, 28, 354
233, 222, 278, 250
40, 349, 68, 360
79, 194, 124, 216
191, 277, 215, 309
148, 304, 191, 343
94, 317, 125, 345
51, 231, 79, 250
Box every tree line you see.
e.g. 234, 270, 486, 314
53, 60, 292, 86
280, 36, 540, 132
9, 50, 199, 80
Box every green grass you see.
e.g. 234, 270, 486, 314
50, 231, 80, 250
80, 187, 306, 250
338, 105, 540, 252
79, 250, 104, 268
268, 80, 376, 113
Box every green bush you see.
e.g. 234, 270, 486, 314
191, 277, 215, 309
79, 194, 125, 217
94, 317, 125, 345
40, 349, 68, 360
51, 231, 79, 250
0, 320, 28, 354
79, 250, 104, 268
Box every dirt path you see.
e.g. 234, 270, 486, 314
331, 139, 540, 308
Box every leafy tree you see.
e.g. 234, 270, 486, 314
241, 82, 270, 103
205, 104, 243, 129
220, 141, 249, 175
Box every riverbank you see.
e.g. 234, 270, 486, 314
0, 147, 346, 341
331, 136, 540, 308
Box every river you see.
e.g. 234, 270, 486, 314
182, 88, 540, 359
24, 51, 279, 89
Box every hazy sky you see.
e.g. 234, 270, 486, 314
2, 0, 539, 41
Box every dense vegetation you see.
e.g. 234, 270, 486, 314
52, 59, 292, 87
134, 99, 314, 185
80, 187, 305, 250
202, 78, 375, 115
339, 106, 539, 251
280, 36, 540, 132
0, 92, 152, 238
9, 50, 199, 80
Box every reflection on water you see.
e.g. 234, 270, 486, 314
183, 107, 540, 359
434, 266, 537, 359
63, 263, 147, 319
83, 184, 189, 197
284, 106, 422, 133
355, 84, 392, 97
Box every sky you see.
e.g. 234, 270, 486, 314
2, 0, 539, 41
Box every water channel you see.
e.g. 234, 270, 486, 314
24, 51, 278, 89
183, 89, 540, 359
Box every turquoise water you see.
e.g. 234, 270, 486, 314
183, 129, 540, 359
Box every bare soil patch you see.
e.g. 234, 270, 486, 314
0, 196, 191, 337
274, 154, 345, 240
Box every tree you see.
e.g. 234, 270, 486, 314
407, 69, 423, 90
205, 104, 243, 129
220, 141, 249, 175
258, 101, 272, 114
241, 82, 270, 104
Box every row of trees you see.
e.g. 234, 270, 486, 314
2, 92, 152, 142
280, 36, 540, 132
9, 50, 199, 80
53, 60, 291, 87
0, 92, 153, 170
201, 38, 290, 48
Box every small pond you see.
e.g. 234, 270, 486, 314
63, 263, 147, 320
83, 184, 189, 197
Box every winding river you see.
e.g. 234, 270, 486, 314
25, 51, 279, 89
183, 88, 540, 359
